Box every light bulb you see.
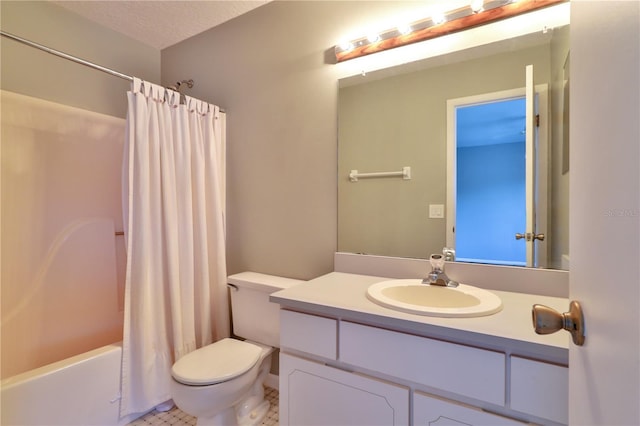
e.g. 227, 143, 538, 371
339, 41, 354, 52
367, 33, 380, 43
397, 24, 412, 36
432, 12, 446, 25
470, 0, 484, 13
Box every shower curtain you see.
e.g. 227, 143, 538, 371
120, 78, 228, 417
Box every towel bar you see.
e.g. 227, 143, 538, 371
349, 166, 411, 182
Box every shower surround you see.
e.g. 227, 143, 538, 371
1, 90, 126, 379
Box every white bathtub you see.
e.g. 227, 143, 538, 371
1, 342, 145, 426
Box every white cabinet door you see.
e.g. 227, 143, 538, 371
414, 392, 524, 426
279, 353, 409, 426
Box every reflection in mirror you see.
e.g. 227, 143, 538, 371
338, 24, 569, 270
448, 93, 533, 267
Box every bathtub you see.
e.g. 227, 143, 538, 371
1, 342, 146, 426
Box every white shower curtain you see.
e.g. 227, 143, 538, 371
120, 78, 228, 417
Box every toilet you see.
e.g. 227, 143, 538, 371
170, 272, 303, 426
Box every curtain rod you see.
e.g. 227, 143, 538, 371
1, 30, 225, 112
1, 30, 134, 82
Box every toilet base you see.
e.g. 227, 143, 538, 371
237, 399, 269, 426
195, 406, 236, 426
236, 351, 271, 426
193, 391, 270, 426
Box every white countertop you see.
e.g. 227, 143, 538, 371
271, 272, 570, 364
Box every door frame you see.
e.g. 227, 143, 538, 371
446, 85, 549, 266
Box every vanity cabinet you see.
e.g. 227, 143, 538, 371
510, 356, 568, 424
278, 309, 568, 425
280, 353, 409, 425
339, 321, 505, 405
280, 309, 337, 359
413, 392, 524, 425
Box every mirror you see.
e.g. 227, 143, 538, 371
338, 22, 570, 270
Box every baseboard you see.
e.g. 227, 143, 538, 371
265, 373, 279, 390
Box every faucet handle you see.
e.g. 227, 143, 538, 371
430, 254, 445, 271
442, 247, 456, 262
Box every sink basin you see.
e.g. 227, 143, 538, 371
367, 279, 502, 318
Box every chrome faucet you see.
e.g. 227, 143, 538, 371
442, 247, 456, 262
422, 254, 459, 287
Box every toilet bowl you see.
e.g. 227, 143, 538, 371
170, 272, 303, 426
170, 339, 273, 426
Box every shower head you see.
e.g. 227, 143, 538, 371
167, 79, 194, 92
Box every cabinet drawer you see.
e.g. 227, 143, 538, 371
279, 310, 337, 359
415, 391, 525, 425
510, 356, 568, 424
340, 321, 505, 405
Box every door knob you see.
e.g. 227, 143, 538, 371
515, 232, 545, 241
532, 301, 585, 346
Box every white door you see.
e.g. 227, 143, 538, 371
524, 64, 536, 267
524, 64, 549, 268
569, 2, 639, 424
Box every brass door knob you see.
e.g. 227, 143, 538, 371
532, 301, 585, 346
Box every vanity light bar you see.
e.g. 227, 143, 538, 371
334, 0, 566, 63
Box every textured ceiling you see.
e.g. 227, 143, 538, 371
52, 1, 270, 50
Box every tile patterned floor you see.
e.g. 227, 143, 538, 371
128, 386, 278, 426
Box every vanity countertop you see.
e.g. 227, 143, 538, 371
271, 272, 570, 364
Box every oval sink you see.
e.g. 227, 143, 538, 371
367, 279, 502, 318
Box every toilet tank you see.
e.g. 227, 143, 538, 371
228, 272, 303, 347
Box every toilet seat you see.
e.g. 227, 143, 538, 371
171, 338, 262, 386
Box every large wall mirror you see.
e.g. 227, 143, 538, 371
338, 9, 570, 270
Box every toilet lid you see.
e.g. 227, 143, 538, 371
171, 338, 262, 386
